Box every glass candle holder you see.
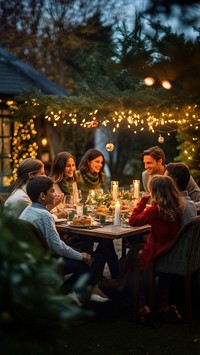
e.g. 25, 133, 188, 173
111, 181, 119, 200
132, 180, 140, 199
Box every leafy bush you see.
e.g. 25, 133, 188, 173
0, 213, 90, 353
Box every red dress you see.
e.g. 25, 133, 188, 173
129, 197, 180, 269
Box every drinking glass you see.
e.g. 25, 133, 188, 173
77, 189, 82, 203
95, 188, 104, 202
76, 202, 83, 216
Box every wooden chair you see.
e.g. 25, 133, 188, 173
152, 216, 200, 334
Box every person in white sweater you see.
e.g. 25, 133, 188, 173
4, 158, 67, 220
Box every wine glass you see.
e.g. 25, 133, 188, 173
77, 190, 82, 203
76, 190, 83, 216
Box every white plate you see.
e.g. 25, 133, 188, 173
56, 218, 68, 223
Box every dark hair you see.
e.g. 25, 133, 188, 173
142, 146, 165, 165
78, 149, 105, 182
26, 176, 53, 202
50, 151, 77, 183
166, 162, 190, 191
149, 175, 185, 221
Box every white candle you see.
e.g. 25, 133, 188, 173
113, 183, 118, 200
133, 180, 140, 198
114, 201, 121, 225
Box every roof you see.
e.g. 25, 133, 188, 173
0, 47, 68, 97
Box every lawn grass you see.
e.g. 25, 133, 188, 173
64, 318, 200, 355
2, 305, 200, 355
2, 317, 200, 355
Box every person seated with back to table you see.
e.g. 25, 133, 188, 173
142, 146, 200, 207
102, 175, 185, 321
4, 158, 66, 220
19, 175, 112, 305
165, 162, 197, 225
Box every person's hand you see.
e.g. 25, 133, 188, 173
54, 193, 64, 206
55, 210, 68, 219
141, 192, 151, 200
81, 252, 92, 265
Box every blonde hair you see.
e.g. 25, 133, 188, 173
148, 175, 185, 222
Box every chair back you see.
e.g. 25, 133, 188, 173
0, 196, 4, 213
155, 216, 200, 275
17, 219, 49, 252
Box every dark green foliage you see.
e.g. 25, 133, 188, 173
0, 213, 89, 353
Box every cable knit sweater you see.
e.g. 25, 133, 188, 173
129, 196, 180, 269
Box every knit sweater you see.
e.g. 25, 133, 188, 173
4, 184, 30, 218
19, 202, 82, 261
77, 170, 104, 203
129, 196, 180, 269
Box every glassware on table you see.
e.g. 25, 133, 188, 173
85, 190, 96, 205
77, 189, 82, 203
95, 188, 104, 202
119, 187, 125, 197
76, 202, 83, 216
120, 212, 126, 227
85, 190, 97, 218
68, 210, 76, 221
99, 214, 106, 226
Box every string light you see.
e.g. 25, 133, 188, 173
5, 95, 199, 180
143, 77, 156, 86
9, 119, 38, 183
161, 80, 172, 90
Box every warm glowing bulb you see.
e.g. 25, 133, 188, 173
144, 77, 155, 86
41, 137, 48, 147
161, 80, 172, 90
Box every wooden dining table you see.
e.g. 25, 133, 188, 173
56, 222, 151, 257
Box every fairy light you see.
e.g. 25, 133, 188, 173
144, 77, 155, 86
10, 96, 199, 172
161, 80, 172, 90
9, 119, 38, 183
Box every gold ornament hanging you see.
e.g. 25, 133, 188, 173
106, 142, 114, 152
158, 134, 165, 143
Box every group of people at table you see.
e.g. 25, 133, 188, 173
3, 146, 200, 320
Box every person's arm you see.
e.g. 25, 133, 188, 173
38, 215, 83, 260
129, 196, 157, 227
187, 176, 200, 203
